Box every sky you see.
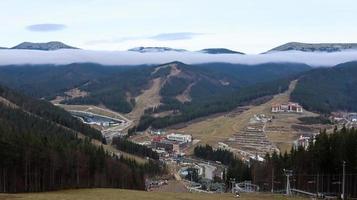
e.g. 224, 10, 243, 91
1, 0, 357, 54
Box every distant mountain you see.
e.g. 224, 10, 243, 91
0, 47, 8, 49
198, 48, 244, 54
268, 42, 357, 53
0, 62, 311, 117
11, 41, 78, 51
128, 46, 187, 53
292, 61, 357, 113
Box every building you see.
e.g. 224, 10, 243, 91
151, 136, 186, 153
149, 129, 166, 135
293, 135, 313, 150
151, 134, 192, 154
348, 113, 357, 122
271, 102, 303, 113
166, 133, 192, 143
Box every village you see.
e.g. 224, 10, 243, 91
64, 98, 357, 195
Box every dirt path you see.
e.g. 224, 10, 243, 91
176, 82, 195, 103
126, 78, 162, 123
127, 63, 182, 124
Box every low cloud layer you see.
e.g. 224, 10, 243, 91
0, 49, 357, 67
26, 24, 67, 32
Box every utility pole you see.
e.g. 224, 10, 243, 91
271, 167, 274, 193
230, 178, 236, 193
316, 173, 319, 195
342, 161, 346, 200
283, 169, 293, 196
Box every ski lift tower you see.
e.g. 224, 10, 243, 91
283, 169, 293, 196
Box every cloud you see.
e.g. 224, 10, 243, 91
26, 24, 67, 32
85, 32, 203, 46
85, 36, 141, 45
1, 49, 357, 67
149, 32, 203, 41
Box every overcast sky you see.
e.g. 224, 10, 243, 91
1, 0, 357, 53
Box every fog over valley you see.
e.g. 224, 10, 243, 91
1, 49, 357, 67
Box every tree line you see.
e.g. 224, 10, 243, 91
194, 128, 357, 197
112, 137, 159, 160
252, 127, 357, 197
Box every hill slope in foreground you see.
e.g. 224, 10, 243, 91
0, 189, 304, 200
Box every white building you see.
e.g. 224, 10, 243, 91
272, 102, 303, 113
348, 113, 357, 122
166, 133, 192, 143
293, 135, 312, 150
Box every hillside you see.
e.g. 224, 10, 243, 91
268, 42, 357, 53
0, 85, 162, 193
0, 85, 102, 140
134, 62, 310, 127
291, 61, 357, 113
0, 62, 311, 129
0, 63, 134, 98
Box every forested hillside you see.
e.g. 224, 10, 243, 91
0, 62, 311, 129
0, 63, 136, 98
62, 65, 155, 113
291, 61, 357, 113
0, 85, 102, 140
253, 127, 357, 196
131, 77, 295, 132
129, 62, 310, 131
0, 86, 164, 193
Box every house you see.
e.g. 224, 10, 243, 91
272, 102, 303, 113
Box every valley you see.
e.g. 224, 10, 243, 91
1, 59, 356, 198
2, 1, 357, 198
45, 63, 335, 157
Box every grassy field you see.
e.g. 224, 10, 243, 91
0, 189, 306, 200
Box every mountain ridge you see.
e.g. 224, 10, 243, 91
198, 48, 244, 54
11, 41, 78, 50
268, 42, 357, 53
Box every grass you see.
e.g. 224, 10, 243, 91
0, 189, 307, 200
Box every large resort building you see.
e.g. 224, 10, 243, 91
271, 102, 303, 113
